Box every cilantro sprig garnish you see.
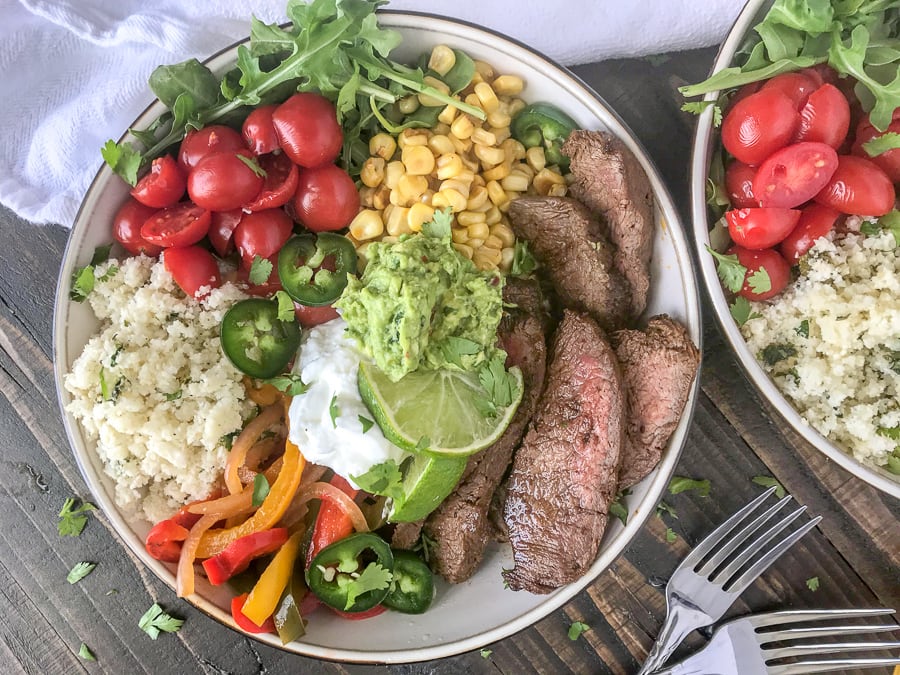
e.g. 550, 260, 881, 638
668, 476, 711, 497
351, 459, 404, 501
474, 355, 521, 418
138, 603, 184, 639
58, 498, 97, 537
249, 256, 274, 286
705, 246, 746, 294
343, 562, 393, 611
67, 562, 97, 585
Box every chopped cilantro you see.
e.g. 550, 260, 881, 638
91, 243, 113, 266
413, 531, 437, 563
747, 267, 771, 294
475, 354, 521, 418
422, 208, 453, 239
343, 562, 392, 611
101, 139, 141, 186
480, 648, 493, 659
164, 389, 182, 402
220, 431, 239, 450
795, 319, 810, 339
568, 621, 590, 641
58, 498, 96, 537
609, 488, 631, 526
668, 476, 711, 497
879, 210, 900, 247
705, 246, 746, 293
70, 265, 96, 302
860, 219, 881, 236
886, 450, 900, 476
358, 414, 375, 433
761, 343, 797, 366
138, 603, 184, 639
351, 459, 404, 501
249, 255, 274, 285
236, 153, 267, 177
266, 373, 310, 396
877, 426, 900, 441
510, 239, 538, 277
440, 336, 482, 369
67, 561, 96, 584
680, 100, 722, 126
862, 132, 900, 157
806, 576, 820, 591
252, 473, 270, 507
665, 527, 678, 543
656, 501, 678, 519
273, 290, 295, 322
78, 643, 97, 662
730, 296, 761, 326
329, 394, 340, 428
752, 475, 786, 499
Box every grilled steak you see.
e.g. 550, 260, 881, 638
502, 310, 624, 593
613, 315, 700, 488
508, 197, 631, 330
424, 279, 548, 583
390, 520, 424, 550
563, 130, 654, 318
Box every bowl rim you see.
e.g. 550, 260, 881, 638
688, 0, 900, 499
53, 9, 704, 663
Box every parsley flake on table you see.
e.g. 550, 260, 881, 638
252, 473, 270, 507
656, 501, 678, 519
343, 563, 392, 611
78, 643, 96, 662
752, 475, 786, 499
58, 498, 96, 537
249, 255, 274, 286
351, 460, 404, 501
138, 603, 184, 640
329, 394, 340, 428
480, 648, 493, 659
705, 246, 747, 294
67, 562, 96, 585
568, 621, 590, 641
665, 527, 678, 543
806, 576, 820, 591
668, 476, 711, 497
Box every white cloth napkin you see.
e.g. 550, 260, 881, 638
2, 0, 744, 227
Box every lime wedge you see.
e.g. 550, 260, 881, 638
358, 361, 523, 457
387, 453, 467, 523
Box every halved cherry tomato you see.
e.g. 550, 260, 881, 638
814, 155, 896, 216
272, 93, 343, 168
178, 125, 246, 172
242, 104, 280, 155
208, 209, 244, 258
793, 84, 850, 149
724, 161, 757, 208
852, 111, 900, 183
721, 89, 800, 165
779, 203, 841, 264
728, 245, 791, 301
293, 164, 360, 232
294, 303, 340, 328
141, 202, 211, 247
112, 198, 163, 256
131, 155, 186, 209
187, 151, 265, 212
760, 71, 821, 109
231, 593, 276, 633
724, 81, 763, 114
725, 207, 801, 249
752, 142, 838, 208
244, 153, 299, 212
233, 208, 294, 269
163, 246, 221, 299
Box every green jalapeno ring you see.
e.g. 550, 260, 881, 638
278, 233, 358, 307
306, 532, 395, 613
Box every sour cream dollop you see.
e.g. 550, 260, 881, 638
287, 318, 407, 487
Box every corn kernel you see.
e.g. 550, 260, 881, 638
438, 104, 458, 125
526, 146, 546, 173
432, 188, 467, 213
501, 138, 526, 162
548, 183, 568, 197
466, 185, 489, 211
440, 178, 471, 199
435, 153, 464, 180
373, 185, 391, 210
486, 109, 512, 129
500, 246, 515, 272
451, 227, 469, 244
348, 209, 385, 241
453, 243, 474, 260
492, 75, 525, 96
432, 122, 451, 136
483, 234, 504, 251
407, 202, 435, 232
474, 82, 500, 113
467, 237, 485, 250
533, 167, 566, 195
384, 161, 405, 190
385, 206, 412, 237
473, 246, 502, 270
360, 157, 386, 188
466, 220, 490, 239
397, 174, 429, 205
358, 186, 375, 208
450, 135, 472, 154
369, 133, 397, 161
486, 180, 508, 206
428, 45, 456, 76
485, 205, 503, 225
512, 163, 535, 181
507, 98, 527, 117
428, 134, 455, 156
418, 76, 451, 107
471, 128, 498, 146
474, 143, 506, 167
490, 221, 515, 247
402, 145, 436, 175
473, 60, 494, 82
461, 156, 480, 174
490, 126, 511, 144
381, 236, 400, 245
450, 114, 475, 140
482, 162, 511, 182
464, 93, 482, 108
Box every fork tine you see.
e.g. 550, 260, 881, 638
769, 657, 900, 675
767, 640, 900, 660
711, 504, 806, 584
726, 515, 822, 594
695, 495, 793, 576
761, 624, 900, 643
680, 486, 777, 568
747, 608, 896, 628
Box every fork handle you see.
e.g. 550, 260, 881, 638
636, 602, 707, 675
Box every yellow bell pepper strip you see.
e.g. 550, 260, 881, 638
241, 531, 303, 627
197, 439, 306, 559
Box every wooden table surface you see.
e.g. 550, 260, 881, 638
1, 46, 898, 675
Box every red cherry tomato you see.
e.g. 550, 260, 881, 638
721, 89, 800, 165
725, 207, 801, 249
814, 155, 896, 216
242, 104, 280, 155
208, 209, 244, 258
178, 125, 246, 172
725, 81, 763, 114
294, 303, 340, 328
852, 111, 900, 183
130, 155, 186, 209
234, 253, 283, 295
243, 153, 299, 212
112, 198, 163, 256
793, 84, 851, 149
727, 245, 791, 301
187, 151, 265, 211
752, 142, 838, 208
760, 71, 821, 109
724, 161, 758, 208
293, 164, 360, 232
233, 208, 294, 269
272, 93, 343, 168
163, 246, 221, 299
329, 605, 388, 621
230, 594, 276, 634
779, 203, 841, 264
141, 202, 211, 247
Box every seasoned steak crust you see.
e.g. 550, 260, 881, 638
502, 310, 624, 594
613, 315, 700, 488
563, 130, 654, 318
508, 197, 631, 330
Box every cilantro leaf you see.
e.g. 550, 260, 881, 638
440, 336, 483, 369
668, 476, 711, 497
609, 488, 631, 526
343, 562, 392, 611
252, 473, 270, 507
58, 498, 97, 537
862, 132, 900, 157
752, 475, 786, 499
70, 265, 96, 302
476, 355, 521, 418
236, 153, 267, 177
681, 100, 722, 126
665, 527, 678, 543
730, 296, 761, 326
568, 621, 590, 641
358, 414, 374, 433
422, 208, 453, 239
266, 373, 310, 396
748, 267, 772, 294
138, 603, 184, 640
705, 246, 747, 293
656, 501, 678, 519
761, 343, 797, 366
511, 239, 538, 277
480, 649, 492, 659
78, 643, 96, 662
249, 255, 274, 286
67, 562, 97, 585
101, 139, 142, 186
806, 576, 820, 591
329, 394, 340, 428
164, 389, 182, 402
795, 319, 810, 339
351, 459, 404, 500
273, 290, 295, 322
878, 210, 900, 247
91, 243, 113, 266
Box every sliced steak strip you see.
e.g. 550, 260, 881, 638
563, 130, 654, 318
508, 196, 631, 330
424, 279, 548, 583
502, 310, 624, 594
390, 520, 424, 550
613, 315, 700, 488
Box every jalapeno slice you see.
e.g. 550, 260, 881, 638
382, 550, 434, 614
277, 233, 357, 306
510, 102, 578, 172
220, 298, 302, 379
306, 532, 394, 613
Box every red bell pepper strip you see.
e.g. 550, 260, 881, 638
145, 519, 190, 563
231, 593, 276, 634
305, 474, 359, 566
202, 528, 289, 585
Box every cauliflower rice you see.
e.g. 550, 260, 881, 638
65, 255, 253, 523
741, 230, 900, 472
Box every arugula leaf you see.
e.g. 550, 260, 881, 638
273, 290, 296, 322
358, 414, 375, 433
668, 476, 711, 497
568, 621, 590, 641
731, 296, 761, 326
252, 473, 270, 507
266, 373, 310, 396
511, 239, 538, 277
706, 246, 748, 294
138, 603, 184, 640
329, 394, 340, 428
249, 255, 274, 286
748, 267, 772, 294
681, 100, 723, 126
343, 562, 392, 611
665, 527, 678, 543
752, 475, 787, 499
806, 576, 820, 591
149, 58, 221, 109
78, 643, 96, 662
67, 561, 96, 584
58, 498, 97, 537
422, 208, 453, 239
863, 131, 900, 156
351, 459, 404, 500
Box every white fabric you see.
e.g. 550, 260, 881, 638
2, 0, 744, 227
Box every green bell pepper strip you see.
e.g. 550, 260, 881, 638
382, 550, 434, 614
220, 298, 302, 379
510, 102, 579, 171
306, 532, 394, 613
277, 233, 358, 307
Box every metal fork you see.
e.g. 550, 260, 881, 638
637, 487, 821, 674
651, 608, 900, 674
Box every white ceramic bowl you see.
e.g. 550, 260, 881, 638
689, 0, 900, 499
54, 12, 702, 663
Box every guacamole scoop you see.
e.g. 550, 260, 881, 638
335, 228, 503, 382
